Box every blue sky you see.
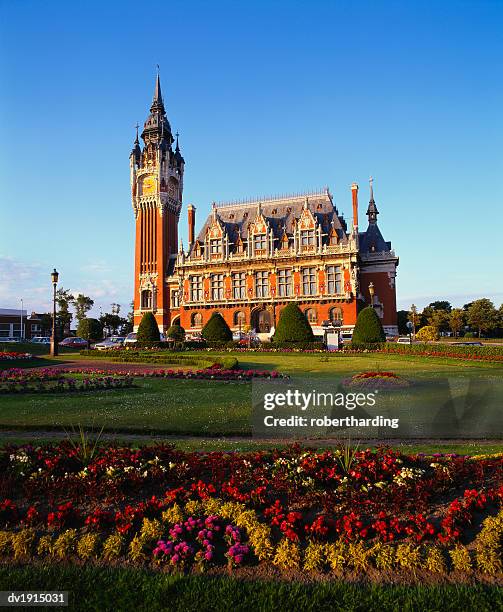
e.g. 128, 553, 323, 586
0, 0, 502, 317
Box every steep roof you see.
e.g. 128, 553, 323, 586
193, 189, 348, 248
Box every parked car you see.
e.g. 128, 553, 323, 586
232, 331, 247, 341
340, 332, 353, 344
0, 337, 21, 343
30, 337, 51, 344
396, 336, 412, 344
59, 337, 89, 349
452, 341, 483, 346
93, 336, 125, 351
124, 332, 137, 345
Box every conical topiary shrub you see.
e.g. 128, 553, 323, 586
166, 323, 185, 341
136, 312, 161, 343
201, 312, 232, 342
351, 306, 386, 346
273, 303, 314, 343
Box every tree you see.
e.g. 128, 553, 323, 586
166, 324, 185, 341
408, 304, 420, 338
201, 313, 232, 342
467, 299, 498, 337
273, 304, 314, 343
77, 318, 103, 344
397, 310, 409, 336
351, 306, 386, 345
39, 313, 52, 336
122, 300, 135, 335
449, 309, 465, 337
428, 301, 452, 312
56, 288, 73, 336
416, 325, 438, 342
73, 293, 94, 323
136, 312, 160, 343
427, 309, 449, 334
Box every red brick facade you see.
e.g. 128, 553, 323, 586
131, 78, 399, 337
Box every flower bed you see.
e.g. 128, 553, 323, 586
0, 445, 501, 579
0, 351, 33, 361
0, 375, 135, 394
0, 367, 285, 394
342, 371, 411, 389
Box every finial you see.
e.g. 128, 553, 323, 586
134, 123, 139, 144
369, 176, 374, 202
175, 131, 180, 151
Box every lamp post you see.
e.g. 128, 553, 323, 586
368, 282, 375, 308
20, 298, 24, 341
50, 268, 59, 357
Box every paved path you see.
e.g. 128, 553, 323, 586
0, 430, 500, 448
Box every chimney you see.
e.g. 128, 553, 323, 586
187, 204, 196, 245
351, 183, 359, 231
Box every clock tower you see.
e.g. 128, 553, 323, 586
130, 73, 184, 331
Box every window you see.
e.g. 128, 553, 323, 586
232, 272, 246, 299
211, 274, 224, 300
329, 307, 343, 325
234, 311, 246, 326
277, 269, 292, 297
329, 231, 338, 245
305, 308, 317, 324
302, 267, 317, 296
254, 234, 267, 252
255, 271, 269, 298
0, 324, 10, 337
300, 229, 315, 247
31, 324, 41, 332
190, 276, 203, 302
191, 312, 203, 327
171, 290, 180, 308
210, 239, 221, 255
326, 265, 342, 294
141, 289, 152, 309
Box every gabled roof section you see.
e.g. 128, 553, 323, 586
359, 224, 392, 254
193, 189, 348, 250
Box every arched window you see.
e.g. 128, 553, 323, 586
305, 308, 317, 324
234, 311, 246, 326
191, 312, 203, 328
141, 289, 152, 309
329, 307, 343, 325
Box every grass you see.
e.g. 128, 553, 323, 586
1, 564, 501, 612
0, 352, 501, 438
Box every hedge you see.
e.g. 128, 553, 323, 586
380, 342, 503, 359
274, 303, 314, 343
79, 351, 238, 369
352, 307, 386, 346
202, 313, 233, 342
136, 313, 160, 343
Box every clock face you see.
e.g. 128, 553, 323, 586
142, 175, 156, 195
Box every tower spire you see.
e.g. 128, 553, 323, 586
142, 70, 172, 144
366, 176, 379, 224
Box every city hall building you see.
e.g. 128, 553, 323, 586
131, 76, 399, 338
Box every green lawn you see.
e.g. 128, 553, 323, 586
1, 564, 501, 612
0, 351, 501, 448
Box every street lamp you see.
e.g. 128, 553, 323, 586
368, 282, 375, 307
50, 268, 59, 357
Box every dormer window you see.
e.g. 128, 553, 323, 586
254, 234, 267, 251
210, 239, 221, 255
329, 231, 338, 245
300, 229, 315, 247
